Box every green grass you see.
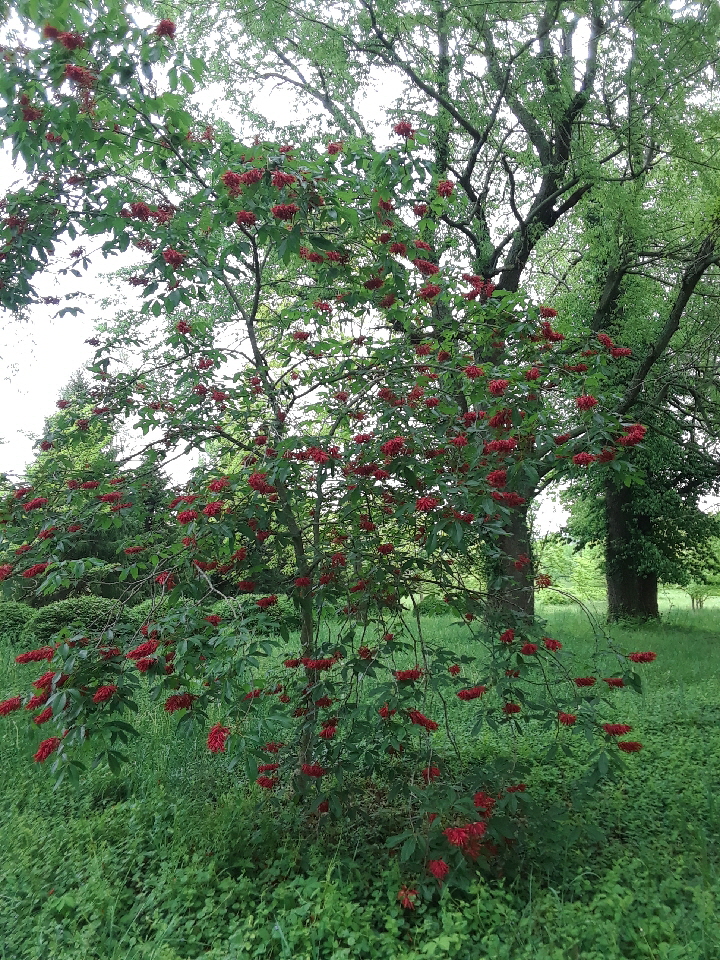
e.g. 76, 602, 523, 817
1, 607, 719, 959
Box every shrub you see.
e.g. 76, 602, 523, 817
0, 28, 654, 898
20, 596, 120, 646
538, 590, 575, 606
211, 595, 302, 633
126, 597, 169, 627
415, 594, 450, 618
0, 601, 36, 646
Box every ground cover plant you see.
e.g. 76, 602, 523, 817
0, 606, 718, 960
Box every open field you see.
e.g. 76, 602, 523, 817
1, 607, 719, 960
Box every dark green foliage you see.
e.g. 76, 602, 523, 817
20, 596, 121, 646
566, 418, 720, 587
0, 601, 35, 647
210, 594, 302, 633
415, 593, 452, 617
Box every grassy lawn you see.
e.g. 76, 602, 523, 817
1, 603, 719, 960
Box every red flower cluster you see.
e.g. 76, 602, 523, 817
97, 492, 123, 503
271, 171, 297, 188
627, 652, 656, 664
603, 724, 632, 736
163, 248, 186, 268
397, 886, 418, 909
486, 469, 507, 488
394, 667, 422, 682
301, 763, 326, 777
393, 120, 414, 137
618, 424, 646, 447
473, 791, 496, 815
491, 492, 526, 507
26, 693, 49, 710
65, 64, 95, 87
235, 210, 257, 226
34, 737, 61, 763
415, 496, 440, 512
412, 257, 439, 276
208, 477, 229, 492
0, 696, 22, 716
427, 859, 449, 880
165, 694, 196, 712
248, 472, 276, 494
407, 708, 438, 731
256, 595, 278, 609
443, 821, 486, 848
422, 766, 440, 783
155, 19, 176, 37
558, 712, 577, 726
93, 685, 117, 704
418, 283, 441, 301
207, 724, 230, 753
436, 180, 454, 197
256, 776, 279, 789
16, 646, 55, 664
221, 171, 243, 196
301, 657, 336, 671
457, 686, 487, 701
127, 638, 159, 661
380, 436, 405, 456
576, 394, 598, 411
488, 379, 509, 396
272, 203, 299, 221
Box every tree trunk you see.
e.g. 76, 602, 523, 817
487, 504, 535, 621
605, 482, 659, 621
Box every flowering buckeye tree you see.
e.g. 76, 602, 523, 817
0, 4, 655, 894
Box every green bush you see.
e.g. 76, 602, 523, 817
537, 588, 575, 606
0, 600, 35, 646
126, 597, 169, 627
415, 594, 451, 617
211, 594, 302, 633
20, 596, 121, 646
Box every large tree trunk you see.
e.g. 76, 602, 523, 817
605, 483, 659, 621
488, 504, 535, 620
